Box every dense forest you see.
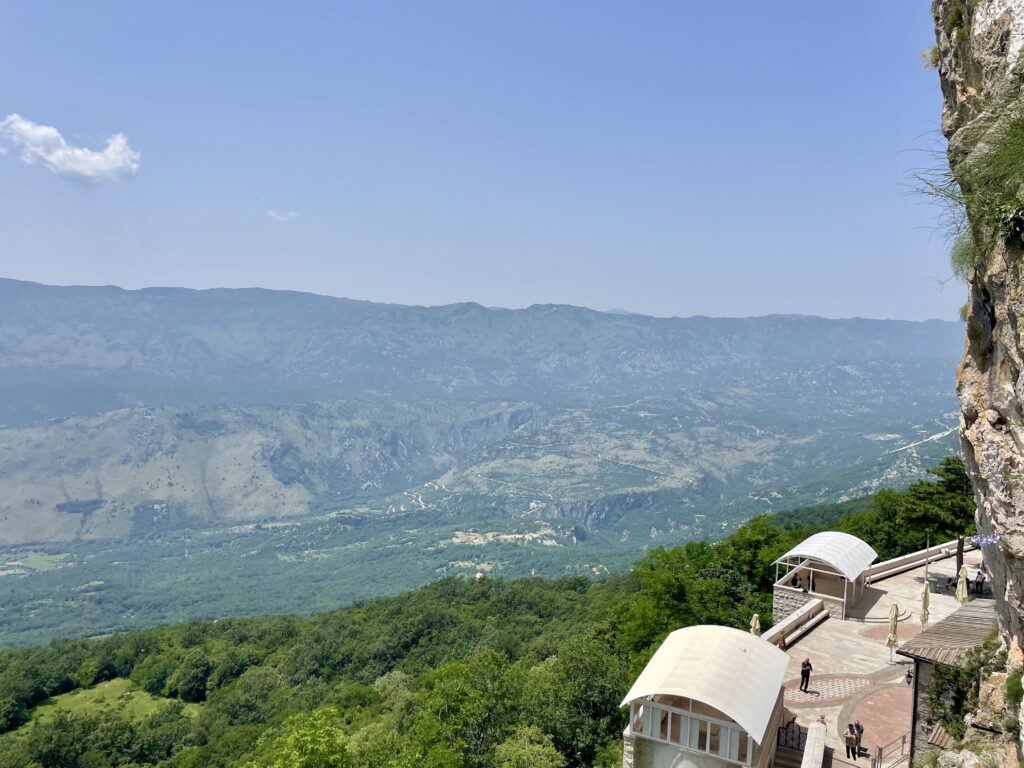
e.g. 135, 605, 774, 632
0, 457, 975, 768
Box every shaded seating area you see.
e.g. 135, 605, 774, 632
620, 625, 790, 768
772, 532, 878, 620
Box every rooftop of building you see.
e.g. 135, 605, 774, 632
774, 531, 879, 582
621, 624, 791, 744
896, 599, 998, 666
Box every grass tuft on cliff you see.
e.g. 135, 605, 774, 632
961, 110, 1024, 249
950, 229, 981, 281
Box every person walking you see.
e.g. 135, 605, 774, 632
844, 723, 859, 761
800, 657, 813, 693
974, 566, 987, 595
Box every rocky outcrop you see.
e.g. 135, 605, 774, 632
0, 400, 539, 545
934, 0, 1024, 754
549, 491, 664, 530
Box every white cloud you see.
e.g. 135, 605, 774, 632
0, 113, 140, 182
267, 209, 298, 222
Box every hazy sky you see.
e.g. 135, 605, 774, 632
0, 1, 963, 320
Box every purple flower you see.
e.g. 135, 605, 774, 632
969, 533, 1002, 548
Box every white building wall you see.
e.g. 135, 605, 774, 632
626, 692, 784, 768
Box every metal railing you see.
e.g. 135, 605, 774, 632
869, 731, 909, 768
777, 718, 807, 750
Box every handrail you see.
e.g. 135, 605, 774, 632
869, 730, 909, 768
875, 731, 909, 756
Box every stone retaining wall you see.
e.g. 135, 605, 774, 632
774, 586, 813, 620
773, 587, 845, 622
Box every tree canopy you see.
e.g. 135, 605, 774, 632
0, 457, 975, 768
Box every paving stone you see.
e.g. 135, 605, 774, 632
785, 676, 874, 706
848, 685, 913, 756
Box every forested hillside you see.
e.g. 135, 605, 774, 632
0, 458, 974, 768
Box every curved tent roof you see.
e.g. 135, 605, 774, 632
619, 625, 790, 744
774, 531, 878, 582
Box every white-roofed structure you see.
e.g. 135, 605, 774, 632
620, 625, 790, 768
772, 532, 878, 620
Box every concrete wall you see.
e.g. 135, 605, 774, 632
817, 594, 845, 619
864, 540, 974, 582
773, 587, 813, 621
763, 599, 824, 646
757, 691, 785, 768
800, 722, 827, 768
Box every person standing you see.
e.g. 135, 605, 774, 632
854, 720, 864, 755
844, 724, 859, 760
974, 566, 987, 595
800, 657, 813, 693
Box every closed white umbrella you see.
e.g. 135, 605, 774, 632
886, 602, 900, 662
920, 583, 931, 626
956, 564, 970, 605
750, 613, 761, 637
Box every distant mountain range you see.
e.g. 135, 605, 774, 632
0, 278, 963, 550
0, 278, 960, 422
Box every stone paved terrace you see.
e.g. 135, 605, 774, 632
776, 549, 986, 766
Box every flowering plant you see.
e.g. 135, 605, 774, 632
968, 532, 1001, 548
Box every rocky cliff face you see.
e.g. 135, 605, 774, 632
933, 0, 1024, 747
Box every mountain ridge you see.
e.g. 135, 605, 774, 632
0, 278, 963, 427
0, 279, 964, 549
0, 276, 959, 322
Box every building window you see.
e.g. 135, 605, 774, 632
630, 701, 753, 766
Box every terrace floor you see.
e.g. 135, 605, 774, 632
778, 549, 986, 766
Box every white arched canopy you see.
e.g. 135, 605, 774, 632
620, 625, 790, 744
773, 531, 877, 582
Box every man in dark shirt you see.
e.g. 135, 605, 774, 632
800, 657, 813, 693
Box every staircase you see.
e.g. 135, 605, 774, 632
774, 745, 805, 768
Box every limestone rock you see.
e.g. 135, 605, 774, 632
938, 748, 983, 768
975, 672, 1009, 729
933, 0, 1024, 755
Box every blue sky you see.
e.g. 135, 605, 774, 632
0, 1, 962, 320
